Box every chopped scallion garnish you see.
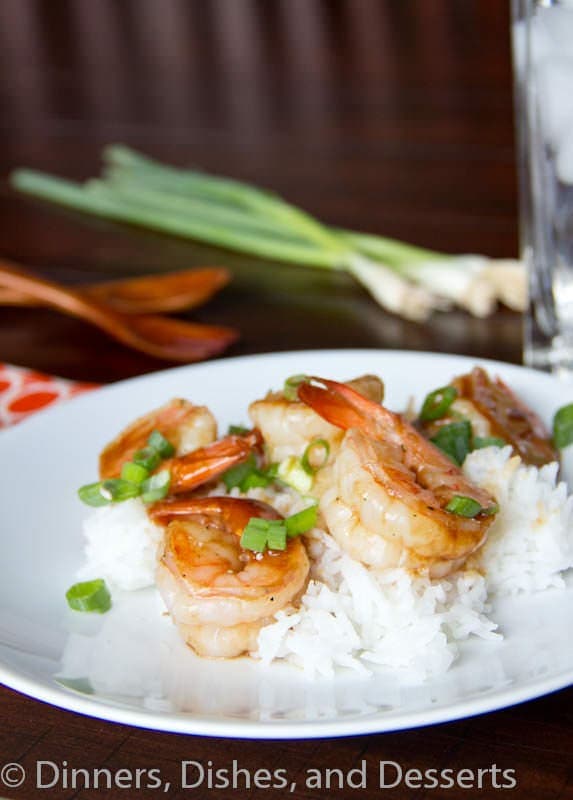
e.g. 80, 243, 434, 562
66, 578, 111, 613
78, 429, 176, 507
222, 454, 257, 489
221, 454, 280, 492
430, 420, 472, 466
553, 403, 573, 449
285, 504, 318, 536
264, 462, 280, 480
148, 429, 176, 458
140, 469, 171, 503
267, 525, 287, 551
277, 456, 314, 493
301, 439, 330, 474
100, 478, 141, 503
240, 506, 317, 553
77, 481, 112, 507
240, 519, 270, 552
120, 461, 150, 485
283, 374, 309, 402
132, 446, 162, 472
419, 386, 458, 422
228, 424, 250, 435
240, 472, 273, 491
473, 436, 506, 450
445, 495, 483, 518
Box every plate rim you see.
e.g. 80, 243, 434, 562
1, 657, 572, 739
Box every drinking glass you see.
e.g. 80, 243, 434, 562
512, 0, 573, 376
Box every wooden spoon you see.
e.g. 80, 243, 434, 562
0, 265, 230, 314
0, 260, 238, 362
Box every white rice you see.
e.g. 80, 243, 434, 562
256, 533, 497, 680
465, 447, 573, 594
79, 446, 573, 681
79, 498, 163, 591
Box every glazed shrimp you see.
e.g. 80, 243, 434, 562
99, 397, 263, 494
100, 398, 217, 478
297, 378, 498, 578
248, 374, 384, 463
419, 367, 557, 467
152, 497, 310, 658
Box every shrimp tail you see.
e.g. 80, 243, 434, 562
297, 377, 388, 436
167, 429, 263, 493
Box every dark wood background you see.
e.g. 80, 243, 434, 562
0, 1, 570, 798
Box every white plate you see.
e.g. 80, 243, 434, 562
1, 349, 573, 739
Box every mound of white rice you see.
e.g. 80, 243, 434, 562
79, 446, 573, 681
256, 533, 497, 680
79, 498, 163, 591
465, 447, 573, 594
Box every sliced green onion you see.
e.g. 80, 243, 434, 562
120, 461, 150, 485
266, 520, 288, 551
222, 454, 263, 490
420, 386, 458, 422
430, 420, 472, 466
240, 471, 272, 490
283, 374, 309, 401
222, 453, 256, 489
246, 516, 270, 530
267, 528, 287, 550
285, 505, 318, 536
277, 456, 314, 493
473, 436, 506, 450
264, 462, 280, 480
445, 495, 483, 518
228, 424, 250, 435
301, 439, 330, 474
148, 429, 175, 458
240, 507, 317, 553
140, 469, 171, 503
222, 453, 275, 492
100, 478, 141, 503
240, 518, 272, 552
132, 446, 162, 472
244, 516, 269, 530
66, 579, 111, 613
553, 403, 573, 449
78, 481, 111, 507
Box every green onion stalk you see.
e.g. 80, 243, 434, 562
10, 145, 525, 322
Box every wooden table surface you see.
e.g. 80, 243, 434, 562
0, 1, 571, 798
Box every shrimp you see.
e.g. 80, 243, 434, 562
99, 397, 263, 494
153, 497, 310, 657
249, 373, 384, 463
100, 398, 217, 478
419, 367, 557, 468
297, 377, 498, 578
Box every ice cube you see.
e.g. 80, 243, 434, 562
536, 56, 573, 149
536, 6, 573, 56
556, 136, 573, 184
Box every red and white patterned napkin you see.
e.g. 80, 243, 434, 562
0, 363, 97, 429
